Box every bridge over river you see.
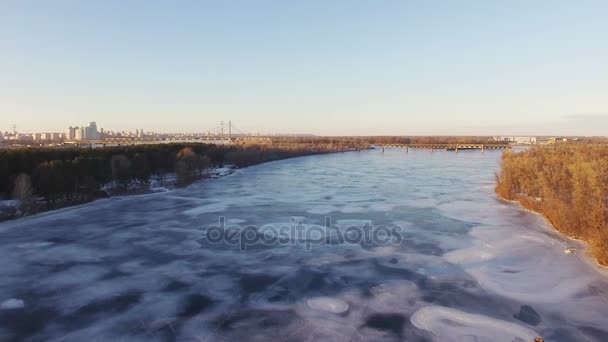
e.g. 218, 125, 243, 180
379, 143, 511, 152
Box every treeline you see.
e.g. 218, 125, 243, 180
1, 142, 360, 216
496, 143, 608, 265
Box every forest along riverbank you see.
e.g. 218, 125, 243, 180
495, 143, 608, 265
0, 141, 369, 222
0, 148, 607, 341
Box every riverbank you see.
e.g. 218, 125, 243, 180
499, 195, 608, 274
0, 147, 367, 222
495, 144, 608, 266
0, 143, 366, 222
0, 166, 233, 222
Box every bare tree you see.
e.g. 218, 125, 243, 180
12, 173, 33, 214
194, 155, 211, 177
177, 150, 212, 182
111, 155, 132, 190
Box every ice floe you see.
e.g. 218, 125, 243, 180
306, 297, 349, 314
411, 305, 539, 342
0, 298, 24, 310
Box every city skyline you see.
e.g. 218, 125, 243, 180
3, 114, 608, 137
0, 115, 608, 137
2, 1, 608, 135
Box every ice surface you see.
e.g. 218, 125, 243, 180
411, 305, 539, 342
183, 201, 229, 215
0, 298, 24, 310
0, 149, 607, 341
444, 226, 594, 303
340, 205, 366, 213
306, 205, 339, 214
306, 297, 349, 314
369, 202, 395, 212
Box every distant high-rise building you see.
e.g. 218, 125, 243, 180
75, 126, 85, 140
66, 126, 75, 140
86, 122, 98, 140
68, 122, 99, 140
83, 122, 97, 140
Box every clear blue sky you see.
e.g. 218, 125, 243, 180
1, 1, 607, 135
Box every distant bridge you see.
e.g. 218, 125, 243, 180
379, 143, 511, 151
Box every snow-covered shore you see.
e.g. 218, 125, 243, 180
0, 166, 236, 222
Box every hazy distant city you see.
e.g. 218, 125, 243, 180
0, 121, 577, 148
0, 120, 319, 147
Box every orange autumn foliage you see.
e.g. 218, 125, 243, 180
496, 143, 608, 265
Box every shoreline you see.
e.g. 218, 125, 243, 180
0, 149, 358, 224
0, 170, 229, 225
0, 165, 240, 224
496, 193, 608, 271
1, 163, 242, 224
494, 143, 608, 269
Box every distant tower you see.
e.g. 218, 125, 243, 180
12, 125, 17, 134
66, 126, 74, 140
88, 122, 98, 139
228, 120, 232, 139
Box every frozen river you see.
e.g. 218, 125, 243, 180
1, 148, 607, 341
